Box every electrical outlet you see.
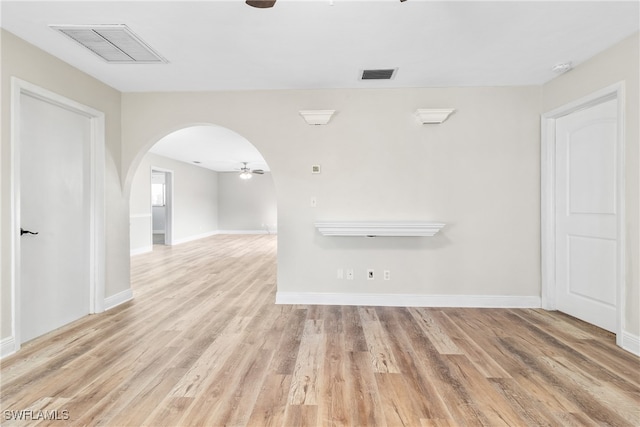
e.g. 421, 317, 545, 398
346, 269, 354, 280
384, 270, 391, 280
367, 269, 374, 280
337, 268, 343, 279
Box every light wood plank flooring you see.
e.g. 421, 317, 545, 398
1, 234, 639, 426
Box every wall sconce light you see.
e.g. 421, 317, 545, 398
415, 108, 455, 124
299, 110, 336, 125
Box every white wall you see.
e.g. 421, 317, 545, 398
130, 152, 219, 254
122, 85, 542, 305
218, 172, 277, 233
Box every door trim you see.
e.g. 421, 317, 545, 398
10, 78, 105, 351
541, 82, 626, 346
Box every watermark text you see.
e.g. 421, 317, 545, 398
3, 409, 70, 421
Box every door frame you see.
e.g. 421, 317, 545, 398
151, 167, 173, 246
10, 78, 105, 350
541, 81, 625, 346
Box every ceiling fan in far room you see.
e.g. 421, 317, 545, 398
238, 162, 265, 180
246, 0, 406, 8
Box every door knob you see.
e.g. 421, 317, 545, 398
20, 228, 39, 236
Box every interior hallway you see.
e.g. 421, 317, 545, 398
1, 234, 638, 426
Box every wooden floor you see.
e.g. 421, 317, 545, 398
1, 234, 639, 426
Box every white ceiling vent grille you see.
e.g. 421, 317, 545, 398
50, 24, 167, 63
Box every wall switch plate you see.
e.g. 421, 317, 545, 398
384, 270, 391, 280
310, 197, 317, 207
346, 269, 354, 280
337, 268, 343, 279
367, 269, 374, 280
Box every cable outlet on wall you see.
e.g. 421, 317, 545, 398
346, 269, 354, 280
367, 269, 374, 280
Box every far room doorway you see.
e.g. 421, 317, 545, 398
151, 169, 173, 246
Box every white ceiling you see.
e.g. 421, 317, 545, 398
149, 125, 269, 172
2, 0, 638, 171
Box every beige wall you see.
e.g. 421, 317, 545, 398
218, 172, 277, 233
0, 30, 127, 339
130, 152, 219, 253
542, 32, 640, 336
122, 86, 542, 299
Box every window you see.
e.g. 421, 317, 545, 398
151, 183, 165, 207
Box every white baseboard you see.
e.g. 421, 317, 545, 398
130, 245, 153, 256
104, 289, 134, 310
621, 331, 640, 356
218, 229, 277, 235
1, 336, 16, 359
172, 230, 219, 245
275, 292, 541, 308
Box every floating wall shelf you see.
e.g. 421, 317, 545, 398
415, 108, 455, 124
314, 221, 445, 237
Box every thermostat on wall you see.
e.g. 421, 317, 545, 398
312, 165, 321, 174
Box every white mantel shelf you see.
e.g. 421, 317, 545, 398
314, 221, 445, 237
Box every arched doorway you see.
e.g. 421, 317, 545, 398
128, 124, 276, 255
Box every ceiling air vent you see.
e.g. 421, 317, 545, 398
361, 69, 396, 80
50, 24, 167, 63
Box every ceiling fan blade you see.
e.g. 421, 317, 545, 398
246, 0, 276, 8
253, 170, 265, 174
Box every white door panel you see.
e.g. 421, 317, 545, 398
555, 98, 618, 332
20, 93, 91, 343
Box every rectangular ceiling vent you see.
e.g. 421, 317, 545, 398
50, 24, 167, 64
361, 68, 396, 80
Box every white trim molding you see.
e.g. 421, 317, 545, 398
276, 292, 541, 308
621, 331, 640, 356
218, 229, 277, 235
1, 336, 17, 359
10, 78, 106, 350
104, 289, 134, 311
315, 221, 445, 237
172, 230, 220, 246
131, 246, 153, 256
540, 81, 626, 348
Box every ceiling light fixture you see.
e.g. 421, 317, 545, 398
238, 162, 265, 179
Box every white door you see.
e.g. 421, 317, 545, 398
19, 92, 91, 343
555, 98, 618, 332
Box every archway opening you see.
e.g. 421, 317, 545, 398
128, 124, 277, 255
